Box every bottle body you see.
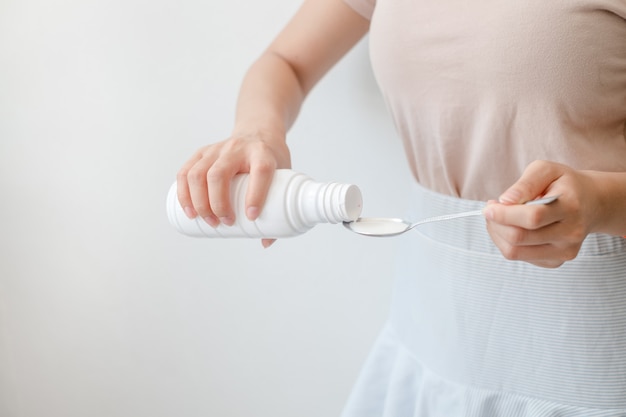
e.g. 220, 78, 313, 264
166, 169, 362, 238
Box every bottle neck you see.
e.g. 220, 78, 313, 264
297, 180, 362, 226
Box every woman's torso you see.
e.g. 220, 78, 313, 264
366, 0, 626, 199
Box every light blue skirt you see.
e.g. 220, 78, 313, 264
341, 182, 626, 417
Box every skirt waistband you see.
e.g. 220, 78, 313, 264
390, 182, 626, 408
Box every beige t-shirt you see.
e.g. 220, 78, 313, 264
344, 0, 626, 200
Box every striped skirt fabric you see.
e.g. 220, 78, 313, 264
341, 182, 626, 417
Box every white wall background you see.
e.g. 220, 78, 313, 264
0, 1, 411, 416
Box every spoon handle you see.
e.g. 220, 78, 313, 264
408, 210, 483, 230
407, 194, 560, 231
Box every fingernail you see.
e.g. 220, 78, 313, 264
204, 216, 219, 228
483, 207, 494, 220
184, 206, 197, 219
219, 216, 234, 227
246, 206, 260, 220
499, 190, 521, 204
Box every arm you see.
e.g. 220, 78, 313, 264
483, 160, 626, 268
176, 0, 370, 231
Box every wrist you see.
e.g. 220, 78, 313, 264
230, 124, 286, 144
585, 170, 626, 236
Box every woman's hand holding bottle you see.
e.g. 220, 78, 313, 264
176, 131, 291, 247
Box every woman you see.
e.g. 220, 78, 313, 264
177, 0, 626, 415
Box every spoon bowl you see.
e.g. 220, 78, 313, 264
344, 194, 560, 237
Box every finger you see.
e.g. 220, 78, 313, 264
206, 160, 243, 226
262, 238, 276, 248
245, 162, 277, 220
530, 260, 566, 269
499, 160, 565, 204
487, 221, 582, 265
496, 242, 573, 266
486, 219, 565, 247
176, 153, 204, 218
187, 156, 220, 227
489, 230, 570, 266
484, 201, 564, 230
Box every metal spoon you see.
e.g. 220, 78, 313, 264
343, 194, 560, 237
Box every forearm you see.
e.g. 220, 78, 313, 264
231, 51, 306, 142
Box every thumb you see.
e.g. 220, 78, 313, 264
499, 161, 563, 204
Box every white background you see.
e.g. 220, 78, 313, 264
0, 0, 412, 416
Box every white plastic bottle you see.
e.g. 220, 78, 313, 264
166, 169, 363, 238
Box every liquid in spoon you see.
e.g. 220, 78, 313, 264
346, 218, 410, 236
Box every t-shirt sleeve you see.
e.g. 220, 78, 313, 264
343, 0, 376, 20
